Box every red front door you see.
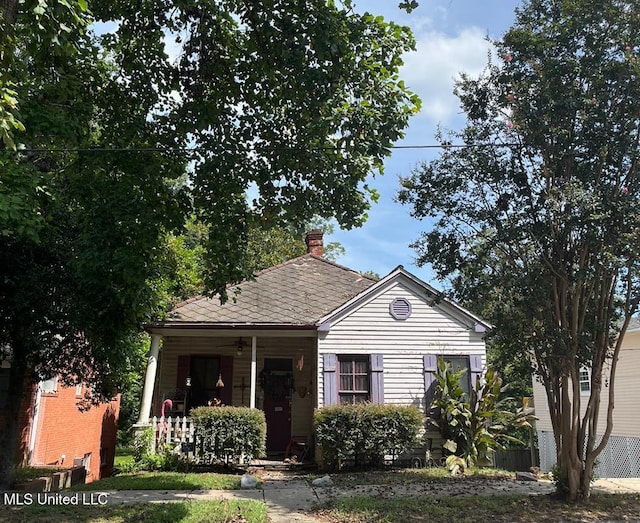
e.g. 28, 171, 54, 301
262, 359, 292, 453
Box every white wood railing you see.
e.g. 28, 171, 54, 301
152, 416, 195, 454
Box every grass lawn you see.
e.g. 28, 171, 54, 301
4, 499, 266, 523
71, 471, 244, 491
316, 493, 640, 523
113, 448, 135, 469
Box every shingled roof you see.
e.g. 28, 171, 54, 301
162, 254, 377, 326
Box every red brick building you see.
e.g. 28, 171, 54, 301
12, 375, 120, 483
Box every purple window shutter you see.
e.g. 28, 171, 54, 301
370, 354, 384, 404
323, 354, 338, 406
423, 354, 438, 414
219, 355, 234, 406
470, 355, 483, 391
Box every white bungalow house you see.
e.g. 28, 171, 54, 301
533, 318, 640, 477
136, 231, 491, 456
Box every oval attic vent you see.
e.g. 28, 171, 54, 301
389, 297, 412, 320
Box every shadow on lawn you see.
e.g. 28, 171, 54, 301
6, 502, 193, 523
72, 470, 241, 491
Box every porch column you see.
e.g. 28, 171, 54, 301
137, 334, 162, 424
250, 336, 257, 409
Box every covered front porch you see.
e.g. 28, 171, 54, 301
137, 330, 318, 455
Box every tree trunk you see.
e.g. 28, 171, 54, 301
0, 359, 28, 490
1, 0, 18, 76
1, 0, 18, 25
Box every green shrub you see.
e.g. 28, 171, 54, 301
142, 447, 191, 472
429, 359, 536, 468
132, 427, 155, 465
191, 406, 266, 464
314, 404, 424, 471
129, 427, 190, 472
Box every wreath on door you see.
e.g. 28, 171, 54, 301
259, 369, 294, 401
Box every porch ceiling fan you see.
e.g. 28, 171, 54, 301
219, 337, 260, 356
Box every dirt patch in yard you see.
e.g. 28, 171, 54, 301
258, 468, 556, 498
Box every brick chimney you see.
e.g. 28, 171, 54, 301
305, 229, 324, 257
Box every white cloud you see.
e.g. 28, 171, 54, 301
401, 27, 494, 124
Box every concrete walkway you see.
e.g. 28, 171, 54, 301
97, 478, 320, 523
592, 477, 640, 494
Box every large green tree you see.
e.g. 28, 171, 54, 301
399, 0, 639, 500
0, 0, 418, 487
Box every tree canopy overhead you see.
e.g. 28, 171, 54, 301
399, 0, 639, 500
0, 0, 419, 488
2, 0, 420, 281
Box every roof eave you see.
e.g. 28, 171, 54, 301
146, 322, 319, 333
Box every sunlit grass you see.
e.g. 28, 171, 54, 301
113, 448, 135, 469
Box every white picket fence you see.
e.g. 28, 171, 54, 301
150, 416, 248, 465
152, 416, 196, 454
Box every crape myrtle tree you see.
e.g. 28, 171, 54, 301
398, 0, 639, 500
0, 0, 419, 488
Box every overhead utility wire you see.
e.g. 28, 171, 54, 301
3, 142, 521, 154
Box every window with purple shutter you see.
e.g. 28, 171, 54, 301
442, 356, 472, 396
338, 356, 369, 404
370, 354, 384, 404
423, 354, 437, 415
430, 355, 483, 399
323, 354, 338, 406
323, 354, 386, 406
470, 355, 483, 394
424, 354, 483, 412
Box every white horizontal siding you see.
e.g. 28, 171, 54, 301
608, 330, 640, 436
383, 355, 432, 409
317, 281, 487, 409
532, 329, 640, 438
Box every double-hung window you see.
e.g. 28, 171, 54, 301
323, 353, 384, 406
339, 356, 370, 404
579, 367, 591, 395
424, 354, 482, 416
441, 356, 471, 397
41, 376, 58, 394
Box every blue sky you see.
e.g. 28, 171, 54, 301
327, 0, 522, 285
